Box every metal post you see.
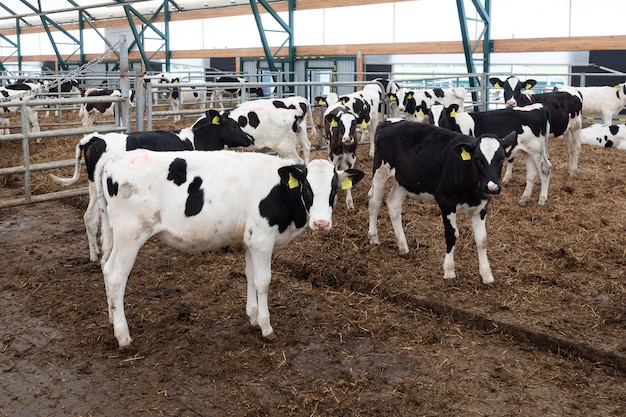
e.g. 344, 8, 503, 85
20, 105, 31, 202
119, 36, 130, 132
135, 68, 145, 132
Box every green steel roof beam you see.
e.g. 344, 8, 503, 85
123, 1, 172, 71
456, 0, 492, 109
0, 2, 31, 27
248, 0, 295, 76
18, 0, 81, 71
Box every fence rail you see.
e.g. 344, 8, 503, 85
2, 63, 625, 209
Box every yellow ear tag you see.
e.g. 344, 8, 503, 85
615, 85, 620, 90
389, 95, 396, 102
450, 109, 457, 118
211, 115, 220, 125
360, 120, 368, 129
288, 173, 299, 189
461, 147, 471, 161
525, 83, 532, 89
318, 98, 325, 105
417, 109, 424, 117
494, 82, 501, 88
341, 97, 348, 104
407, 93, 413, 99
330, 119, 338, 128
505, 145, 512, 153
341, 177, 353, 190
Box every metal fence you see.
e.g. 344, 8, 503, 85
1, 61, 625, 209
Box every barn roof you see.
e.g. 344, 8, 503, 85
0, 0, 251, 30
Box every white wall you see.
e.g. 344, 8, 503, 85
0, 1, 623, 58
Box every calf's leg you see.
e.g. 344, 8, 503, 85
85, 182, 100, 261
442, 210, 459, 280
367, 164, 393, 245
387, 182, 410, 254
470, 204, 494, 284
244, 247, 274, 338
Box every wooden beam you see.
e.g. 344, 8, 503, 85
6, 35, 626, 64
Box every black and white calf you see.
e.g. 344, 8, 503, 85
368, 120, 517, 284
580, 123, 626, 150
489, 76, 583, 176
555, 83, 626, 125
324, 105, 364, 209
399, 87, 466, 122
170, 85, 207, 122
210, 76, 264, 109
96, 150, 364, 348
80, 88, 122, 127
0, 82, 42, 134
325, 82, 385, 157
371, 77, 403, 117
50, 109, 254, 262
430, 102, 552, 205
223, 96, 314, 163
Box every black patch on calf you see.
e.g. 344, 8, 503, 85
605, 139, 614, 148
106, 176, 118, 197
433, 88, 444, 99
82, 137, 108, 182
237, 115, 248, 128
272, 100, 296, 110
167, 158, 187, 186
609, 125, 619, 136
126, 131, 192, 151
259, 165, 311, 233
185, 176, 204, 216
247, 112, 260, 129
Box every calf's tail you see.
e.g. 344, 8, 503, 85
49, 139, 85, 186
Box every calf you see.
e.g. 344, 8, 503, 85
223, 96, 313, 163
44, 79, 81, 116
50, 109, 254, 261
0, 82, 42, 135
489, 76, 583, 176
324, 105, 363, 209
555, 83, 626, 125
399, 87, 466, 122
430, 103, 552, 205
80, 88, 122, 127
580, 123, 626, 150
368, 120, 517, 284
96, 150, 364, 348
170, 84, 207, 122
371, 77, 403, 117
323, 82, 385, 157
210, 76, 263, 109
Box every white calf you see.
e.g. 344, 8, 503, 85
224, 96, 313, 163
555, 83, 626, 125
96, 150, 364, 348
581, 123, 626, 150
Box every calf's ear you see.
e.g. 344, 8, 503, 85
500, 131, 518, 157
523, 79, 537, 90
488, 77, 503, 88
278, 165, 307, 189
338, 169, 365, 190
451, 141, 476, 161
206, 109, 221, 125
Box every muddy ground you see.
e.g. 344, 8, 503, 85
0, 109, 625, 416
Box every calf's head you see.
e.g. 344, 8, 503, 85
453, 131, 517, 195
191, 109, 254, 150
325, 108, 360, 146
489, 76, 536, 108
276, 160, 364, 231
